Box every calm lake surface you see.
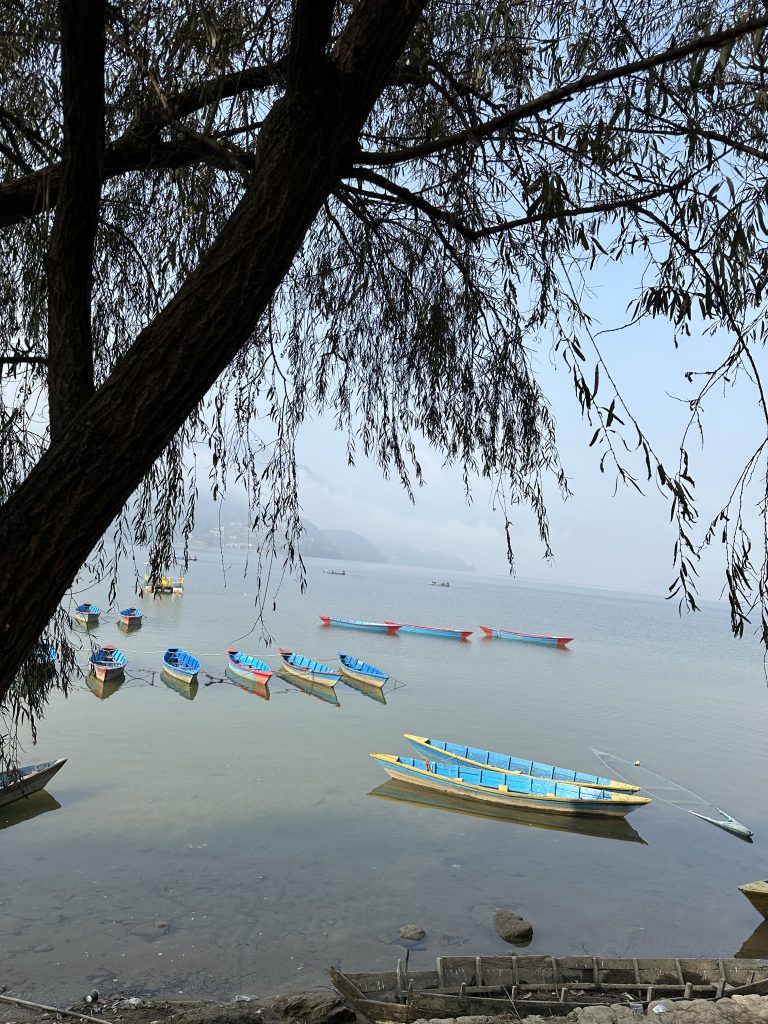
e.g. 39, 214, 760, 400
2, 554, 767, 1002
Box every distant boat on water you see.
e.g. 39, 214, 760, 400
429, 581, 450, 587
481, 625, 573, 647
143, 565, 184, 594
323, 568, 346, 575
320, 615, 401, 634
388, 621, 472, 640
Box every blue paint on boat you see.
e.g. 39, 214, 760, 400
226, 649, 272, 681
89, 647, 127, 671
163, 646, 201, 681
279, 648, 340, 682
394, 622, 472, 640
119, 607, 143, 620
338, 653, 388, 681
320, 616, 401, 634
74, 603, 101, 623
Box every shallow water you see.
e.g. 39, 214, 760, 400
1, 555, 767, 1003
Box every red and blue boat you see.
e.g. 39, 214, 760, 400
74, 603, 100, 626
320, 615, 402, 635
387, 621, 472, 641
119, 607, 143, 627
480, 625, 573, 647
89, 645, 127, 682
226, 648, 273, 686
279, 648, 340, 685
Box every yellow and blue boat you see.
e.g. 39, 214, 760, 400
405, 735, 639, 792
74, 603, 100, 626
279, 648, 340, 684
338, 653, 388, 688
371, 754, 651, 817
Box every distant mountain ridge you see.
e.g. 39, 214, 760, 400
302, 520, 474, 572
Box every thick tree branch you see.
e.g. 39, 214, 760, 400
287, 0, 336, 91
45, 0, 105, 440
356, 12, 768, 166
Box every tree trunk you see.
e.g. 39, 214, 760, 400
0, 0, 425, 701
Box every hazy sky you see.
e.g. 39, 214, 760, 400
293, 273, 763, 600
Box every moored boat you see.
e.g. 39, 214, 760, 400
0, 758, 67, 809
331, 955, 768, 1022
739, 880, 768, 920
142, 565, 184, 594
320, 615, 401, 634
32, 643, 58, 669
370, 754, 651, 817
226, 649, 273, 686
338, 652, 388, 687
323, 568, 346, 575
74, 603, 100, 626
388, 621, 472, 640
163, 646, 200, 683
88, 645, 127, 682
405, 735, 638, 792
279, 648, 340, 684
480, 625, 573, 647
430, 581, 450, 587
119, 607, 143, 626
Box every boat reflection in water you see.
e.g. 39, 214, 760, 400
85, 672, 124, 701
368, 779, 647, 844
224, 669, 270, 701
279, 671, 340, 707
160, 669, 199, 701
736, 920, 768, 959
339, 676, 387, 705
0, 791, 61, 831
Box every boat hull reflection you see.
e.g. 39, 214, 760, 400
225, 669, 270, 701
86, 673, 124, 700
368, 779, 646, 843
339, 676, 387, 704
160, 669, 199, 700
0, 791, 61, 831
736, 920, 768, 959
279, 670, 340, 706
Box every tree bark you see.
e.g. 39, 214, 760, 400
0, 0, 424, 701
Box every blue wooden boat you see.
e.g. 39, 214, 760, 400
226, 648, 273, 686
278, 648, 340, 684
320, 615, 402, 635
0, 758, 67, 809
480, 625, 573, 647
74, 603, 100, 626
163, 646, 200, 683
33, 643, 58, 668
388, 621, 472, 640
89, 645, 127, 682
119, 607, 143, 626
338, 653, 389, 687
405, 735, 639, 792
371, 755, 651, 817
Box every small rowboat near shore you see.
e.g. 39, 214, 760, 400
338, 653, 388, 687
279, 648, 340, 685
226, 649, 272, 686
739, 880, 768, 920
88, 645, 127, 682
371, 755, 650, 817
405, 735, 639, 792
163, 647, 200, 683
0, 759, 67, 809
331, 955, 768, 1022
320, 615, 401, 634
119, 607, 143, 626
386, 621, 472, 640
480, 625, 573, 647
74, 603, 100, 626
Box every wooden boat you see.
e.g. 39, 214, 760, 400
161, 671, 199, 700
320, 615, 401, 634
331, 955, 768, 1021
387, 621, 472, 640
371, 755, 650, 817
369, 779, 645, 843
481, 625, 573, 647
0, 758, 67, 809
119, 607, 143, 626
86, 673, 124, 700
323, 568, 346, 575
74, 603, 100, 626
279, 648, 340, 684
338, 653, 388, 687
740, 881, 768, 920
406, 735, 638, 793
88, 645, 127, 681
226, 649, 273, 686
592, 749, 753, 839
430, 581, 450, 587
163, 646, 200, 683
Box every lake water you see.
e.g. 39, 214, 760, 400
2, 553, 767, 1003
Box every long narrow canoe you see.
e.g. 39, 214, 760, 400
74, 603, 100, 626
88, 645, 127, 682
481, 625, 573, 647
387, 621, 472, 640
406, 735, 638, 792
279, 648, 340, 684
592, 749, 753, 839
320, 615, 401, 634
371, 754, 651, 817
163, 646, 200, 683
0, 759, 67, 809
331, 956, 768, 1022
739, 880, 768, 920
226, 649, 273, 686
338, 652, 388, 687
